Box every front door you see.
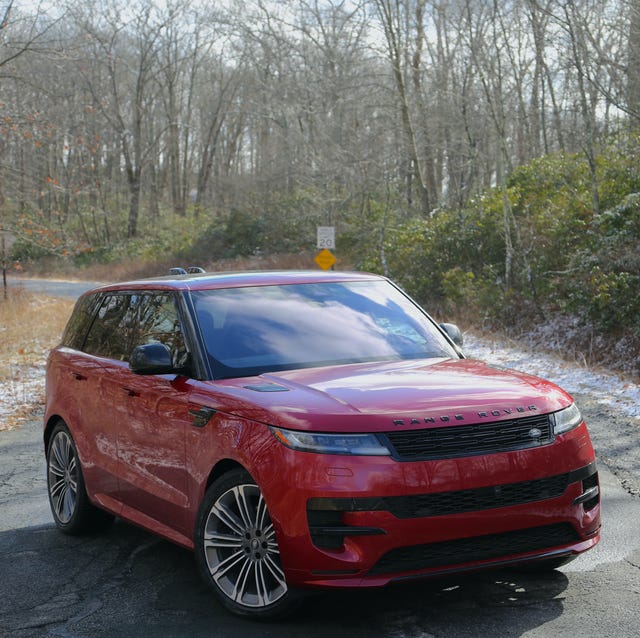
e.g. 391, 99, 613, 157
82, 290, 195, 542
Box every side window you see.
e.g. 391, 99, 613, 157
81, 291, 188, 366
83, 293, 142, 361
61, 293, 103, 350
137, 293, 188, 368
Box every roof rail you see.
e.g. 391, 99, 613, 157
169, 266, 206, 276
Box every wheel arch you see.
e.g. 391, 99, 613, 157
44, 412, 90, 465
205, 458, 248, 491
43, 415, 65, 452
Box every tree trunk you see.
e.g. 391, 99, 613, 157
629, 0, 640, 124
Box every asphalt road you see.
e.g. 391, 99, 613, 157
7, 277, 103, 300
1, 405, 640, 638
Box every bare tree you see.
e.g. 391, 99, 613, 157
0, 0, 637, 256
372, 0, 433, 214
629, 0, 640, 121
72, 0, 176, 237
0, 2, 65, 213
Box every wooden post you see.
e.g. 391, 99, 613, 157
1, 231, 6, 300
0, 228, 15, 300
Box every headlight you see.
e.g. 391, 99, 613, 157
552, 403, 583, 435
270, 426, 391, 456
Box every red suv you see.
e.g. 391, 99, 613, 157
44, 271, 600, 618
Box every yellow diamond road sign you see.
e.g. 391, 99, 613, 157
314, 248, 336, 270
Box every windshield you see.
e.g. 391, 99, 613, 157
192, 280, 459, 379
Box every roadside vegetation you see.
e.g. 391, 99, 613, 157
8, 138, 640, 381
0, 288, 72, 380
0, 288, 72, 430
355, 141, 640, 379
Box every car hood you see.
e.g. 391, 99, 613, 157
196, 358, 573, 432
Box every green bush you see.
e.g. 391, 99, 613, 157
352, 141, 640, 348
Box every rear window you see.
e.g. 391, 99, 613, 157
193, 280, 457, 379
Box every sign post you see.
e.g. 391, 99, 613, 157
0, 228, 16, 300
315, 226, 336, 271
316, 226, 335, 250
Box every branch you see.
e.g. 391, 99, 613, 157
0, 3, 66, 68
1, 1, 13, 30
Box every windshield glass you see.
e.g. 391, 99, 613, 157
192, 280, 458, 379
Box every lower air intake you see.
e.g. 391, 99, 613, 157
370, 523, 580, 575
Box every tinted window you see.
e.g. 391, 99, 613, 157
82, 292, 187, 364
83, 293, 139, 360
193, 280, 458, 379
61, 293, 103, 350
138, 293, 188, 367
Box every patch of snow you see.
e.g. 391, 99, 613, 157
463, 332, 640, 420
0, 365, 45, 431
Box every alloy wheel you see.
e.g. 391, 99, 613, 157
202, 483, 287, 609
48, 430, 78, 524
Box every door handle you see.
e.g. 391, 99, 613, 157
70, 371, 87, 381
121, 387, 140, 397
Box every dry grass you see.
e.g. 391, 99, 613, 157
0, 287, 73, 379
0, 287, 73, 431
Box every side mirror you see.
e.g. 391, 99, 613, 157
440, 322, 464, 347
129, 343, 176, 375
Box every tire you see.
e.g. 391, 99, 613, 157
195, 468, 300, 619
46, 422, 114, 535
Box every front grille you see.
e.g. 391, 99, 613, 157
370, 523, 580, 575
383, 414, 553, 461
383, 472, 569, 518
307, 464, 596, 523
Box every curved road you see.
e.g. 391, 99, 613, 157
7, 276, 104, 300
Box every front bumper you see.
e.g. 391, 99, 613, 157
255, 423, 601, 589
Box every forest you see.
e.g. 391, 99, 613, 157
1, 0, 639, 376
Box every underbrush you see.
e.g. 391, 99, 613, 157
511, 316, 640, 381
0, 287, 73, 431
0, 287, 73, 381
448, 310, 640, 383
